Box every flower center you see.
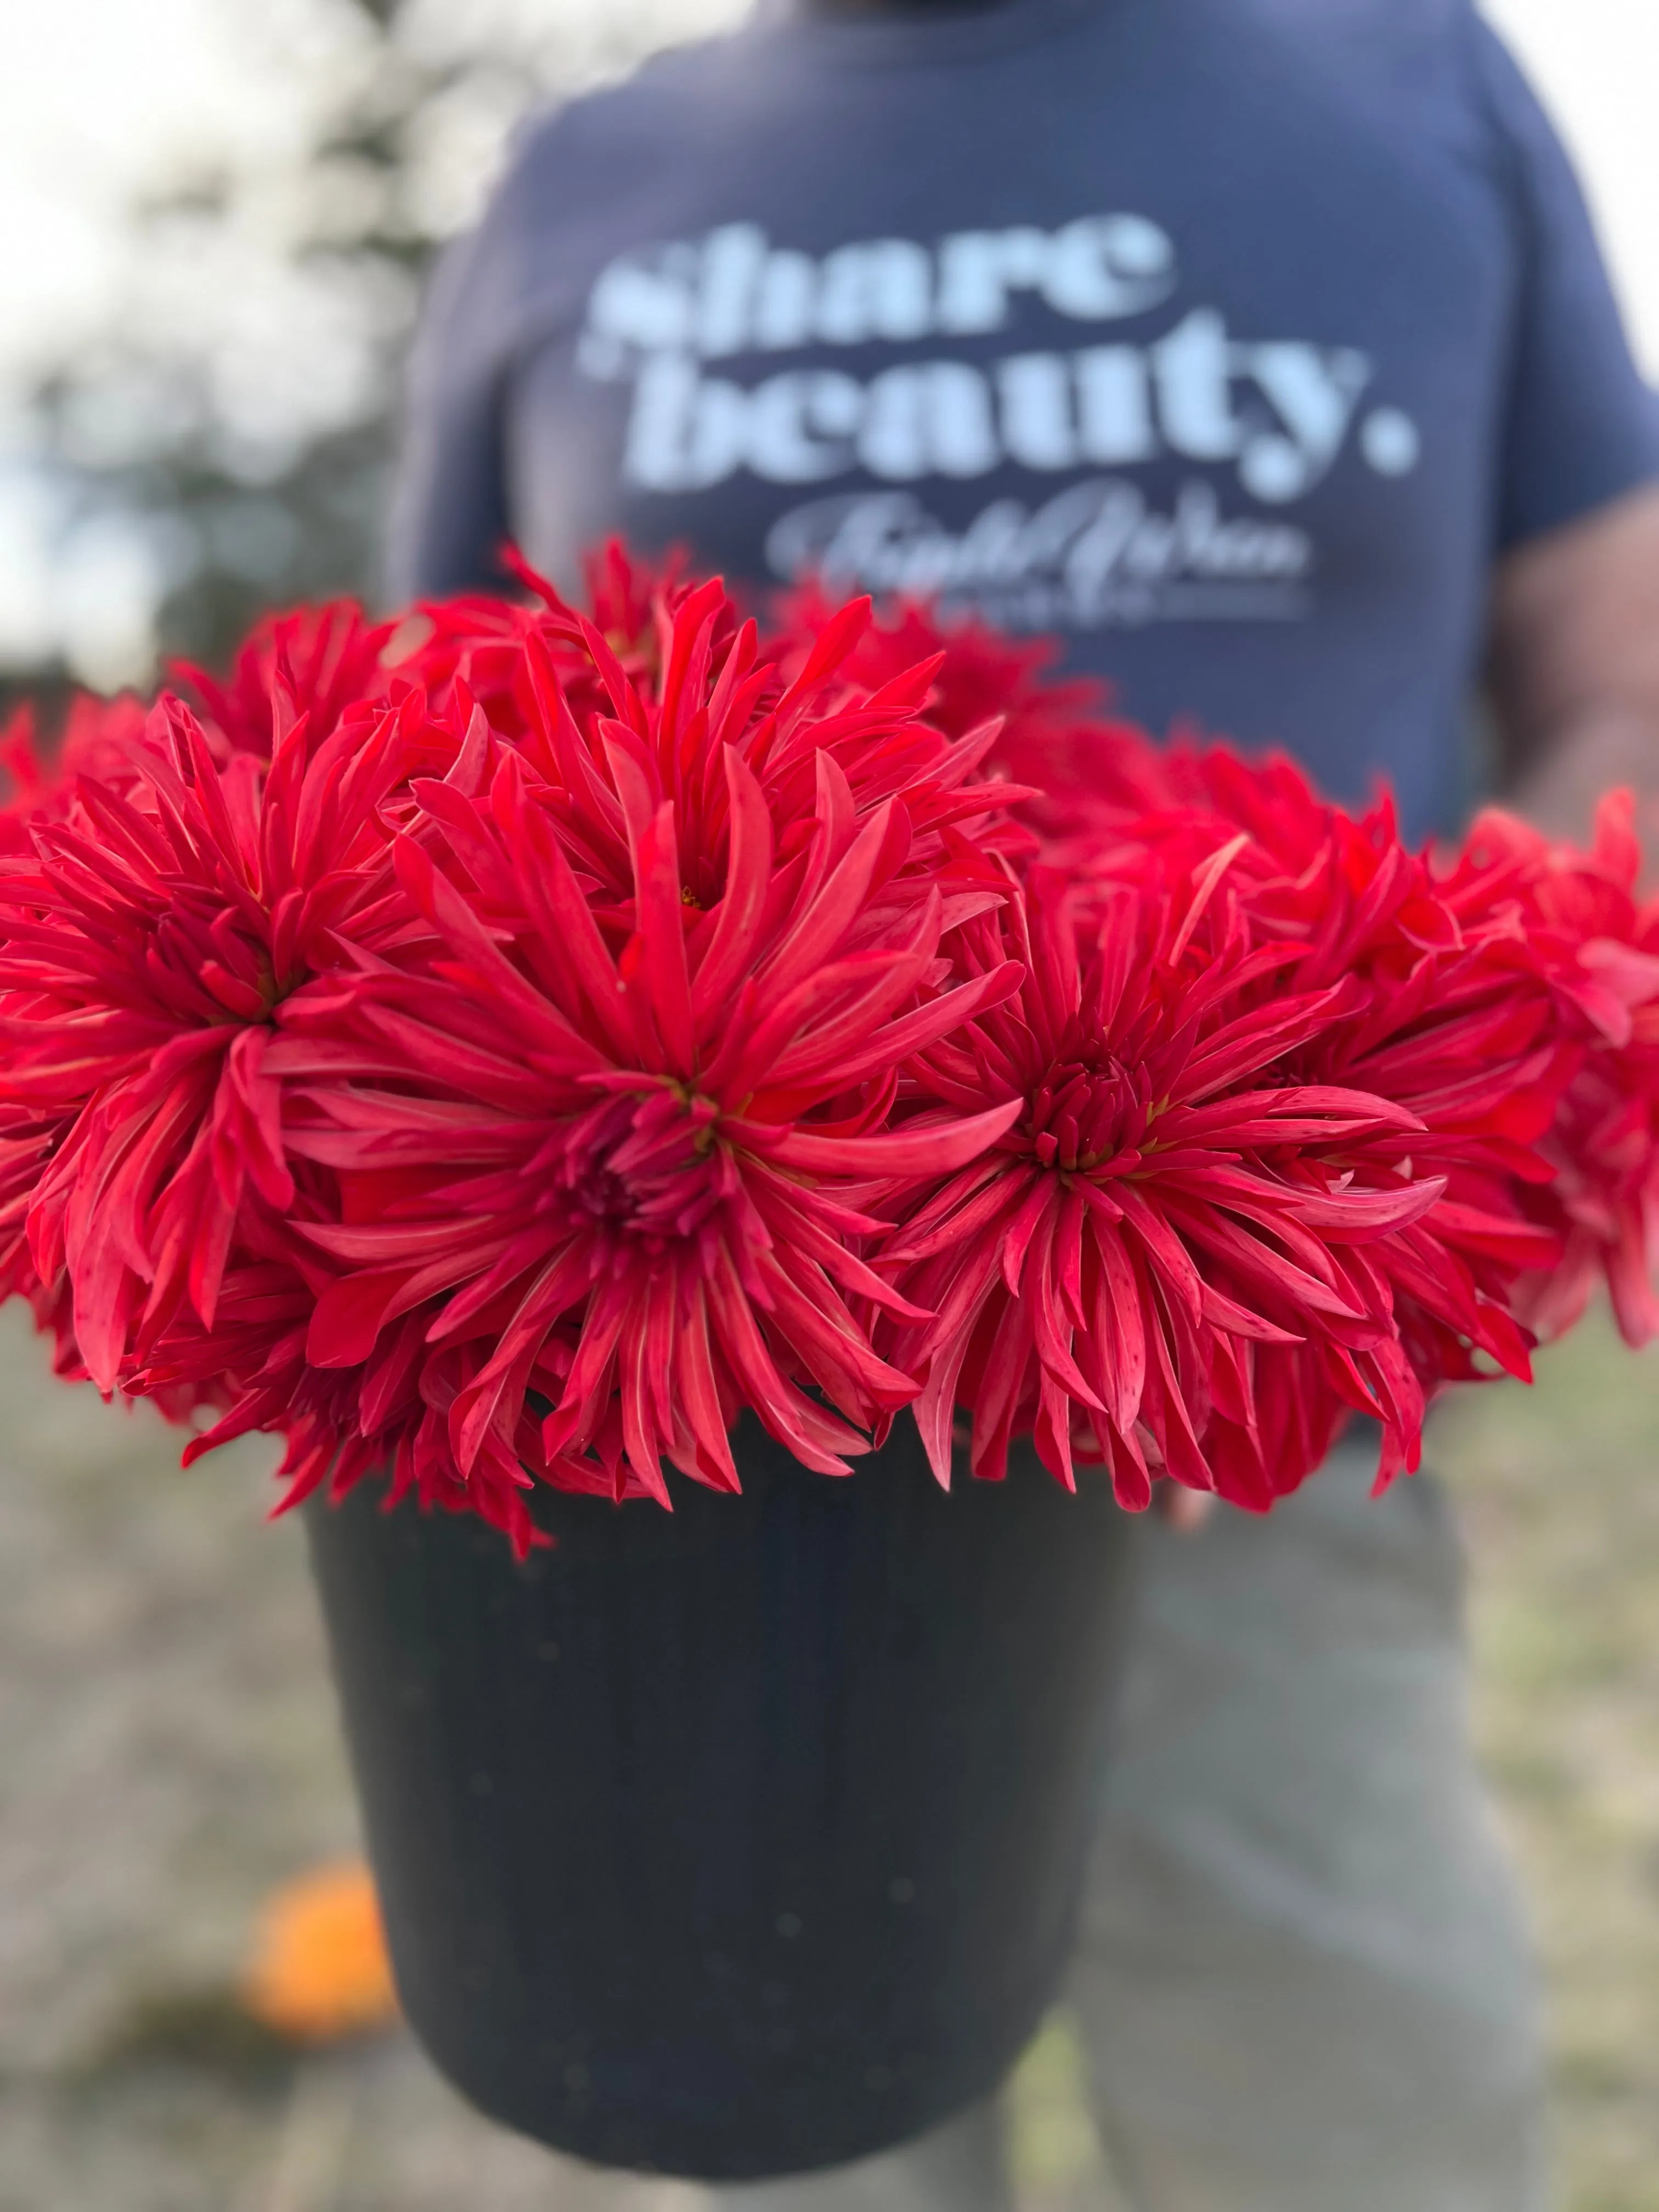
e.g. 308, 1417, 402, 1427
1028, 1057, 1146, 1173
553, 1087, 731, 1251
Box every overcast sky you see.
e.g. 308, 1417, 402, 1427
1484, 0, 1659, 370
1, 0, 1655, 680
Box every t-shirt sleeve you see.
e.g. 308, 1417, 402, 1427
386, 223, 512, 603
1468, 11, 1659, 551
385, 146, 552, 605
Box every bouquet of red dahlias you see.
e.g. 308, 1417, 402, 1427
1, 548, 1656, 1549
10, 548, 1659, 2183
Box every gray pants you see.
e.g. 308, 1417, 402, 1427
706, 1446, 1548, 2212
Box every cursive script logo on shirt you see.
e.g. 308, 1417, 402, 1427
575, 215, 1421, 628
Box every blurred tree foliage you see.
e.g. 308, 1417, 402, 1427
21, 0, 740, 686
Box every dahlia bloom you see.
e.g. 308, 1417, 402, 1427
1440, 793, 1659, 1345
0, 690, 448, 1392
517, 567, 1030, 910
1102, 741, 1659, 1371
1171, 768, 1577, 1404
0, 691, 153, 1356
88, 566, 1029, 1547
882, 860, 1458, 1510
277, 666, 1023, 1511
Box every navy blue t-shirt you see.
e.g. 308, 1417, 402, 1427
388, 0, 1659, 839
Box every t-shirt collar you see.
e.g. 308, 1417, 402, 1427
758, 0, 1108, 67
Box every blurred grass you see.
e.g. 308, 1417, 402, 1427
1437, 1310, 1659, 2212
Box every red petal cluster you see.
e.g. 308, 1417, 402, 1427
768, 595, 1658, 1503
881, 861, 1449, 1509
0, 557, 1030, 1549
0, 692, 447, 1377
0, 554, 1652, 1542
276, 702, 1023, 1516
1439, 793, 1659, 1346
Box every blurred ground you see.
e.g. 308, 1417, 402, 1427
1, 1298, 1656, 2210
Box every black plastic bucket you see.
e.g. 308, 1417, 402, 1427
306, 1416, 1132, 2180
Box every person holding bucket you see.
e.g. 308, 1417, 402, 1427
389, 1, 1659, 2204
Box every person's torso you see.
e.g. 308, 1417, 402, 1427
493, 0, 1522, 836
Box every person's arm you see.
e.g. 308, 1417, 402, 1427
1488, 482, 1659, 845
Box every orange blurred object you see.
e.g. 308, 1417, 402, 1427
241, 1860, 399, 2042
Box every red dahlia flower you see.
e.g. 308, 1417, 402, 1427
1440, 793, 1659, 1344
277, 735, 1022, 1510
0, 691, 448, 1390
1032, 737, 1577, 1430
881, 859, 1455, 1511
